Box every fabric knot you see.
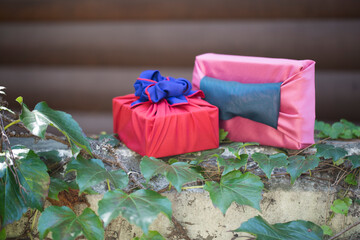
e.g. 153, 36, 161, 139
131, 70, 204, 107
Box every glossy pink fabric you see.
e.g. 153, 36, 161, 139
192, 53, 315, 149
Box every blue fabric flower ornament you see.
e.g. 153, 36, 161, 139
131, 70, 203, 107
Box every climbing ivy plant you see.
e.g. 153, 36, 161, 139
252, 153, 288, 179
234, 215, 324, 239
0, 97, 106, 239
315, 119, 360, 139
98, 189, 172, 234
38, 206, 104, 240
140, 156, 203, 192
1, 90, 359, 240
16, 97, 92, 155
67, 156, 128, 193
204, 171, 263, 214
0, 147, 49, 226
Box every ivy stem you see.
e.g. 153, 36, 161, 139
181, 185, 204, 190
293, 137, 331, 156
216, 159, 221, 175
168, 183, 172, 191
27, 232, 34, 240
242, 147, 248, 171
309, 170, 312, 177
31, 210, 38, 231
342, 185, 350, 198
106, 179, 111, 191
327, 212, 335, 225
244, 159, 248, 171
4, 119, 20, 131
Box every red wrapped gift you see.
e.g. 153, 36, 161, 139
113, 70, 219, 158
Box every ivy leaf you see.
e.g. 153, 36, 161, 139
314, 120, 332, 138
37, 150, 64, 172
16, 98, 91, 155
48, 177, 69, 201
219, 129, 228, 142
314, 119, 360, 139
315, 144, 347, 162
16, 97, 48, 138
0, 182, 5, 228
344, 173, 357, 186
334, 158, 345, 166
67, 156, 128, 193
329, 122, 345, 139
98, 189, 172, 234
204, 171, 263, 214
234, 215, 323, 240
217, 154, 248, 176
200, 148, 225, 159
348, 155, 360, 169
331, 198, 352, 216
341, 119, 360, 138
168, 158, 178, 165
353, 128, 360, 138
66, 180, 98, 195
228, 147, 241, 159
314, 120, 351, 139
0, 155, 5, 178
321, 225, 333, 236
252, 153, 288, 179
287, 155, 320, 184
228, 142, 259, 160
339, 129, 353, 139
140, 156, 203, 192
37, 150, 63, 162
0, 228, 6, 240
340, 119, 357, 129
38, 206, 104, 240
0, 148, 50, 227
133, 231, 166, 240
0, 228, 5, 240
14, 149, 50, 210
98, 132, 120, 147
189, 148, 225, 165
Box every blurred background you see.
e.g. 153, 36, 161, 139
0, 0, 359, 134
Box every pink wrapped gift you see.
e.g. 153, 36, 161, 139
192, 53, 315, 149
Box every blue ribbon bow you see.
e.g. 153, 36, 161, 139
131, 70, 202, 107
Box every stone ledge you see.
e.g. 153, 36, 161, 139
4, 137, 360, 239
85, 186, 360, 240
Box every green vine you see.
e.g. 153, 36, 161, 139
315, 119, 360, 139
3, 119, 20, 131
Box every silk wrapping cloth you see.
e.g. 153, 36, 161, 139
113, 70, 219, 158
192, 53, 315, 149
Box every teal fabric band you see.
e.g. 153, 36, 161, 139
200, 76, 282, 129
